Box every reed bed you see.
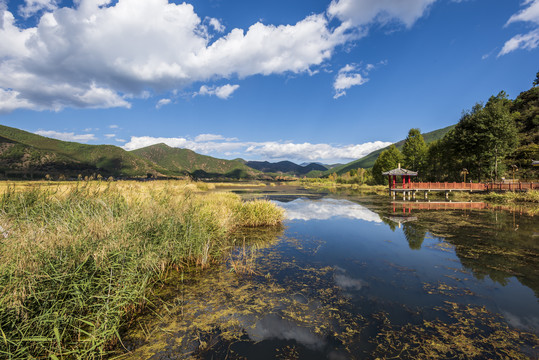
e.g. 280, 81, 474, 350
0, 180, 284, 359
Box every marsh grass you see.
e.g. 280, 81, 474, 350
0, 180, 283, 359
484, 189, 539, 203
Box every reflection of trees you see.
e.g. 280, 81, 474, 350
381, 217, 397, 231
366, 200, 539, 299
402, 223, 427, 250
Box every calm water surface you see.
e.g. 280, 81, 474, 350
122, 188, 539, 359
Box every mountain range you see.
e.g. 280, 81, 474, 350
244, 161, 328, 176
0, 123, 453, 180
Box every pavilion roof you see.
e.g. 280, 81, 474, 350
382, 168, 418, 176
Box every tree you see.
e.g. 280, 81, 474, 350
534, 71, 539, 87
423, 139, 451, 181
449, 92, 517, 181
402, 128, 427, 172
372, 145, 403, 184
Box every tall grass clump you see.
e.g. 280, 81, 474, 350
485, 190, 539, 204
0, 181, 283, 359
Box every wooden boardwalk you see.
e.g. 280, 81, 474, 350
389, 181, 538, 199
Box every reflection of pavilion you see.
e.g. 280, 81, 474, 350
384, 216, 418, 228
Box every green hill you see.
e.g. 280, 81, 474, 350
131, 143, 259, 179
325, 125, 455, 176
245, 160, 327, 176
0, 124, 157, 178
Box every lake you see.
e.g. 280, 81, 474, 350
121, 187, 539, 359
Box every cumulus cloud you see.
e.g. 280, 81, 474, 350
104, 134, 115, 138
208, 17, 225, 33
245, 140, 392, 161
0, 0, 349, 113
122, 134, 392, 163
333, 64, 368, 99
34, 130, 97, 142
499, 0, 539, 56
328, 0, 438, 28
18, 0, 59, 18
155, 98, 172, 109
195, 84, 240, 99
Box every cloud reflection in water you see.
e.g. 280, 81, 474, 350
276, 198, 382, 222
246, 314, 326, 350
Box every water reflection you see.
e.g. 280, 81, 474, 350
402, 222, 427, 250
278, 198, 381, 222
120, 194, 539, 359
246, 315, 324, 350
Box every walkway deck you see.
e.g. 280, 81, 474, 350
389, 181, 537, 199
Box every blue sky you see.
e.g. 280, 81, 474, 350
0, 0, 538, 163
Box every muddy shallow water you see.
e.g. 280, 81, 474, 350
119, 187, 539, 359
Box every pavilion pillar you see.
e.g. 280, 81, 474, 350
388, 175, 391, 189
393, 176, 396, 189
402, 176, 405, 189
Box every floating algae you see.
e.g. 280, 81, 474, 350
120, 236, 367, 359
371, 302, 538, 359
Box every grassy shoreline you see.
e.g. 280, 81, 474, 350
0, 181, 284, 359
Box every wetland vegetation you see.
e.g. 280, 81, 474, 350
0, 180, 283, 359
1, 181, 538, 359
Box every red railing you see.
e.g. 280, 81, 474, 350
391, 182, 486, 190
389, 182, 537, 191
485, 182, 538, 191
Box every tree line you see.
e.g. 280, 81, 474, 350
371, 74, 538, 184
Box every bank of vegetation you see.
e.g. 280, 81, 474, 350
0, 180, 284, 359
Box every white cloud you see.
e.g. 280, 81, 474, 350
109, 125, 119, 129
507, 0, 539, 25
115, 138, 126, 143
122, 134, 392, 163
155, 98, 171, 109
208, 17, 225, 33
245, 140, 392, 161
0, 0, 350, 112
328, 0, 438, 28
34, 130, 97, 142
499, 0, 539, 56
18, 0, 58, 18
194, 134, 225, 142
196, 84, 240, 99
499, 29, 539, 56
333, 64, 368, 99
104, 134, 116, 138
